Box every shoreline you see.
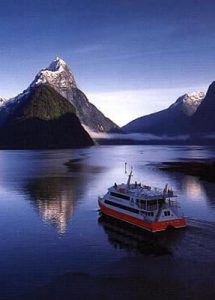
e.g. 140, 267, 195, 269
159, 160, 215, 183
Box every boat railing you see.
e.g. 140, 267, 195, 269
142, 186, 176, 196
137, 199, 180, 212
163, 200, 180, 209
146, 205, 158, 211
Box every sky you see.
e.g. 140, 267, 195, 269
0, 0, 215, 126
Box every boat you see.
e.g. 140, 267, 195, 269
98, 165, 186, 232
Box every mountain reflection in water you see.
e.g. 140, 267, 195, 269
182, 176, 206, 201
26, 177, 78, 234
1, 146, 215, 299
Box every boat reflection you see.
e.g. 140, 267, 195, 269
98, 215, 175, 256
26, 177, 78, 234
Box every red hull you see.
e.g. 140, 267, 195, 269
99, 200, 186, 232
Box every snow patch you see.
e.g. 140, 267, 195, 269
171, 91, 205, 116
30, 57, 77, 91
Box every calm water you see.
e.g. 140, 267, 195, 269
1, 145, 215, 298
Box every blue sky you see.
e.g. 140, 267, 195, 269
0, 0, 215, 125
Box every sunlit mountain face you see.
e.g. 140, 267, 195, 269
0, 83, 94, 149
0, 57, 118, 134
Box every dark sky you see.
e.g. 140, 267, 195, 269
0, 0, 215, 124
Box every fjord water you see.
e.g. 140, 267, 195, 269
0, 145, 215, 298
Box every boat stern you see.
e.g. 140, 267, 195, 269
150, 217, 186, 232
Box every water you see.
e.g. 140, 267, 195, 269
0, 145, 215, 298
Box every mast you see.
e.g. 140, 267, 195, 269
163, 184, 168, 197
125, 162, 127, 174
127, 167, 133, 188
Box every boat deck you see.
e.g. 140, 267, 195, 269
110, 183, 176, 200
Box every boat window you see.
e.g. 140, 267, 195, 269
158, 199, 165, 205
147, 200, 158, 211
164, 211, 170, 216
104, 200, 139, 214
147, 212, 154, 217
148, 200, 157, 206
136, 199, 146, 209
110, 192, 130, 201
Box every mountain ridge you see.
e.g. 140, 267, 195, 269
191, 81, 215, 135
0, 85, 94, 149
122, 91, 205, 136
29, 57, 118, 132
0, 57, 118, 133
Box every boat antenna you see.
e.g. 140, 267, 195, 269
127, 166, 133, 188
163, 183, 168, 197
125, 162, 127, 174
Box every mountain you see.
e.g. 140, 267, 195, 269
29, 57, 118, 133
0, 97, 7, 113
0, 85, 94, 149
122, 92, 205, 136
192, 82, 215, 135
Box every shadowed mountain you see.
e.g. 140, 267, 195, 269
0, 85, 94, 149
192, 82, 215, 136
123, 92, 204, 136
30, 57, 118, 133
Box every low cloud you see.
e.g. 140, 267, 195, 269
87, 86, 208, 127
196, 133, 215, 140
87, 130, 189, 142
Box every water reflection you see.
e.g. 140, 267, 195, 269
98, 215, 175, 256
182, 176, 206, 201
1, 146, 215, 299
22, 158, 108, 234
200, 181, 215, 209
65, 160, 108, 174
26, 177, 78, 234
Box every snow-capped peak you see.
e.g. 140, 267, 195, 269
0, 57, 77, 110
185, 91, 205, 103
0, 97, 7, 107
29, 57, 77, 98
171, 91, 205, 116
47, 57, 67, 72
